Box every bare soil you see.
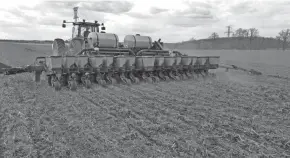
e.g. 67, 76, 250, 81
0, 69, 289, 158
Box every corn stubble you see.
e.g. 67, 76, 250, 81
0, 71, 290, 158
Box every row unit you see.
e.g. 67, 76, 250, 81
44, 55, 220, 71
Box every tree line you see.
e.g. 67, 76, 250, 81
205, 28, 290, 51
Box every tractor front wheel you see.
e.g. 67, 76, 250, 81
52, 38, 66, 56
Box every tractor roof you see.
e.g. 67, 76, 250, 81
73, 21, 101, 27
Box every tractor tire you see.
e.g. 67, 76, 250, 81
68, 39, 84, 55
52, 38, 66, 56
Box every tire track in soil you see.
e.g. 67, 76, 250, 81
71, 87, 194, 157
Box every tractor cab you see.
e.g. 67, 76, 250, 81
62, 20, 106, 39
60, 19, 107, 55
52, 6, 111, 56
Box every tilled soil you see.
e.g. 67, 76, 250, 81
0, 70, 290, 158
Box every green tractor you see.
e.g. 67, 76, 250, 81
52, 7, 107, 56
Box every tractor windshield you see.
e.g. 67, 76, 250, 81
81, 27, 90, 37
72, 23, 99, 38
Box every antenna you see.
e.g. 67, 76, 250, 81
73, 7, 79, 23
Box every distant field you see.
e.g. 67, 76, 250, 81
1, 41, 290, 77
0, 42, 51, 67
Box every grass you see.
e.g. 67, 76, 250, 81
0, 41, 290, 157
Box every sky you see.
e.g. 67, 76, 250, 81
0, 0, 289, 43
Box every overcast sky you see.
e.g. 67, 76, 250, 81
0, 0, 289, 43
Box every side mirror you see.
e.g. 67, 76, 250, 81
63, 20, 66, 23
62, 24, 66, 28
101, 26, 106, 30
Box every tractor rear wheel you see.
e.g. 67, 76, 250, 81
68, 39, 84, 55
52, 38, 66, 56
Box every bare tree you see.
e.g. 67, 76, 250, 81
277, 29, 290, 51
233, 28, 244, 37
249, 28, 259, 38
209, 32, 219, 40
248, 28, 259, 49
242, 29, 249, 38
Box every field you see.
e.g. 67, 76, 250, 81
0, 41, 290, 157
